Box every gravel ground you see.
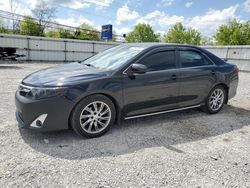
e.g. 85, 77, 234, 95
0, 63, 250, 188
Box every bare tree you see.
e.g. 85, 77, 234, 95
32, 0, 56, 33
9, 0, 20, 33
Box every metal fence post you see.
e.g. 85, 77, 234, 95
64, 40, 67, 62
225, 46, 230, 60
92, 42, 95, 55
27, 37, 31, 62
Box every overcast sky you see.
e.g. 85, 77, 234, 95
0, 0, 250, 36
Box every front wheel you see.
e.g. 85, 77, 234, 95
203, 86, 226, 114
70, 95, 116, 138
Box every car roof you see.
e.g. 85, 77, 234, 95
120, 43, 226, 66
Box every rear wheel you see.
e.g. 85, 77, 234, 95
70, 95, 116, 138
203, 85, 226, 114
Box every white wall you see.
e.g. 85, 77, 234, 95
0, 34, 250, 71
204, 46, 250, 71
0, 34, 118, 62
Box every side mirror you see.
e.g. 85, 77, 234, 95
130, 64, 147, 74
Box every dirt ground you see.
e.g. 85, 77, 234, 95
0, 63, 250, 187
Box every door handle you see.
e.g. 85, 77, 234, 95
171, 74, 177, 80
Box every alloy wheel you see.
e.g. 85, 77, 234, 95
209, 88, 224, 111
79, 101, 111, 134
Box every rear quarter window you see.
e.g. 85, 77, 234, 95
201, 49, 226, 65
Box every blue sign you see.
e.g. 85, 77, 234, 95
101, 25, 112, 40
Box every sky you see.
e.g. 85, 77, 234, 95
0, 0, 250, 37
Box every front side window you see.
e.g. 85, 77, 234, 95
140, 50, 176, 72
180, 50, 212, 68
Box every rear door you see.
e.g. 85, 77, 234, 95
178, 47, 217, 107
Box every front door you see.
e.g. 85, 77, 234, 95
122, 48, 180, 117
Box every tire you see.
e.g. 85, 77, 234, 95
203, 85, 226, 114
70, 94, 116, 138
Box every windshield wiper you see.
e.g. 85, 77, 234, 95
77, 56, 92, 64
82, 63, 95, 68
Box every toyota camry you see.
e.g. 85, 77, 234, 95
15, 43, 239, 138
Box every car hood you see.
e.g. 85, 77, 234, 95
22, 62, 111, 87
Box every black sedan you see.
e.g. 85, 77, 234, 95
15, 43, 239, 138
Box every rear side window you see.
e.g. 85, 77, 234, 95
180, 50, 212, 68
141, 50, 176, 72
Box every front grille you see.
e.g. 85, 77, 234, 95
18, 84, 32, 97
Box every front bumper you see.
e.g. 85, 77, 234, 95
15, 91, 75, 132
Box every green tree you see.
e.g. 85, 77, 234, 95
126, 23, 159, 43
215, 19, 250, 45
46, 29, 74, 39
0, 20, 9, 34
0, 18, 10, 34
0, 27, 10, 34
58, 29, 74, 39
19, 16, 43, 36
164, 23, 201, 45
201, 36, 215, 46
74, 23, 100, 41
46, 30, 60, 38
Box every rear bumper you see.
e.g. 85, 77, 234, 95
228, 74, 238, 100
15, 91, 75, 132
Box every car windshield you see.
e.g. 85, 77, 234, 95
81, 45, 146, 70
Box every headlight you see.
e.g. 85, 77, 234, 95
28, 87, 67, 100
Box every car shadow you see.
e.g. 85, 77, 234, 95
19, 105, 250, 160
0, 65, 23, 69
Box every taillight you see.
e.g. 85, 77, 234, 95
234, 66, 240, 73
